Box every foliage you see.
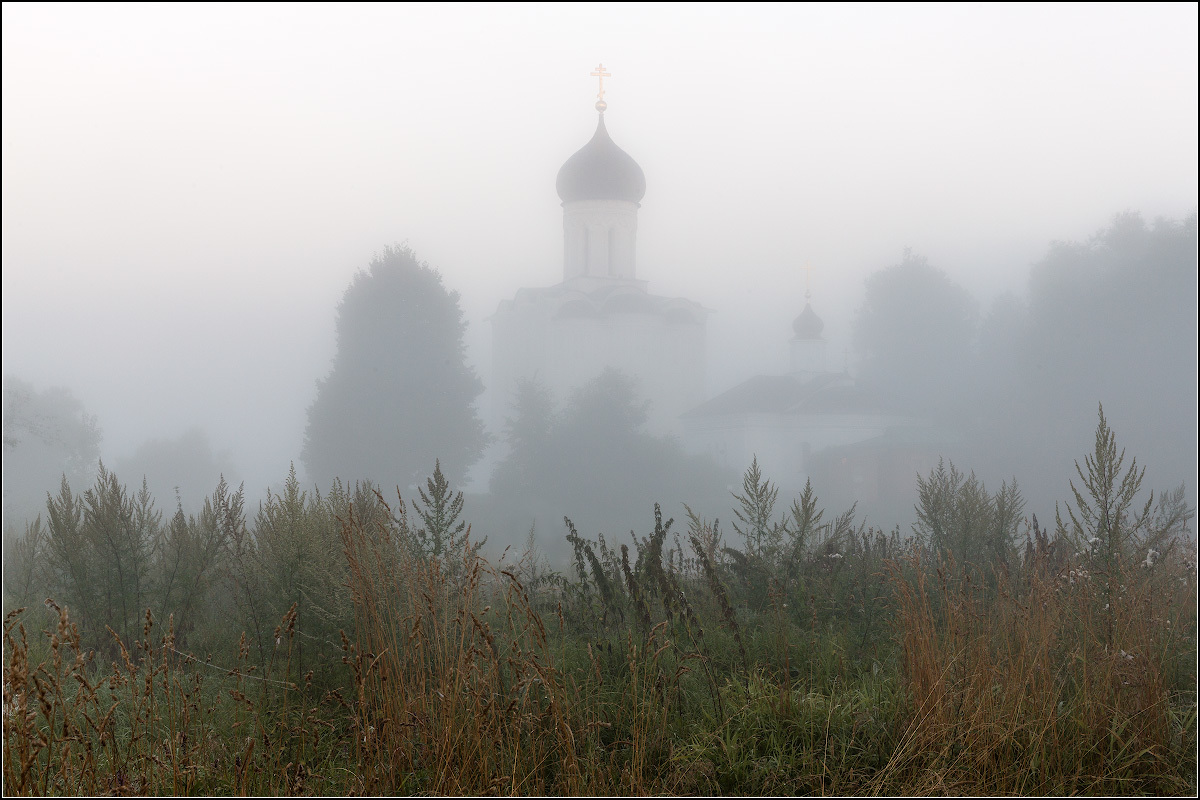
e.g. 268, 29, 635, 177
2, 518, 49, 611
852, 249, 978, 413
249, 465, 350, 677
2, 376, 102, 529
301, 244, 488, 491
4, 407, 1195, 796
410, 459, 482, 566
1057, 404, 1154, 559
3, 602, 348, 796
731, 456, 783, 562
913, 458, 1024, 572
886, 537, 1195, 795
1056, 404, 1195, 644
41, 463, 160, 654
112, 427, 240, 516
972, 212, 1198, 516
485, 369, 731, 553
156, 477, 241, 651
1025, 213, 1197, 411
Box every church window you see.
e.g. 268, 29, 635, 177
608, 226, 615, 275
582, 227, 590, 275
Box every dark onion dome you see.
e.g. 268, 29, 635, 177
556, 114, 646, 204
792, 302, 824, 339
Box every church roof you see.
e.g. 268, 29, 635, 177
556, 114, 646, 204
817, 425, 960, 453
683, 372, 885, 418
497, 282, 707, 325
792, 302, 824, 339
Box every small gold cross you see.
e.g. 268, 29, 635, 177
801, 262, 814, 300
590, 63, 611, 99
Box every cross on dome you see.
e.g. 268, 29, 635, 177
591, 63, 611, 112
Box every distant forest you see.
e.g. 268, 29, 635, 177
5, 212, 1194, 552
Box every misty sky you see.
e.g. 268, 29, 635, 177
3, 3, 1197, 494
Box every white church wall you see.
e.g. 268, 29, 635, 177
790, 337, 829, 378
491, 299, 706, 437
683, 411, 909, 494
562, 199, 639, 281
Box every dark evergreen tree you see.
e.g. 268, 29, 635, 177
302, 244, 487, 490
486, 369, 730, 551
490, 377, 557, 500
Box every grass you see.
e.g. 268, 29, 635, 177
878, 547, 1196, 795
5, 506, 1196, 795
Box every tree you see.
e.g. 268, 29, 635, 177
485, 370, 731, 552
489, 377, 557, 500
302, 245, 488, 490
2, 376, 102, 528
113, 427, 239, 516
1022, 212, 1198, 499
852, 249, 978, 413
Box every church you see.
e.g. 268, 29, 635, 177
489, 67, 944, 517
681, 289, 946, 515
490, 66, 707, 437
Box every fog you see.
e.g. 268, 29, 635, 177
3, 4, 1196, 545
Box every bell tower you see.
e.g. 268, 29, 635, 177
555, 64, 646, 286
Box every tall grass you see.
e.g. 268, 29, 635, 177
5, 495, 1195, 795
879, 543, 1197, 795
337, 496, 704, 794
2, 602, 352, 796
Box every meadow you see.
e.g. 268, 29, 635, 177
4, 415, 1196, 795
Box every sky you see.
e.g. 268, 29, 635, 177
3, 2, 1197, 495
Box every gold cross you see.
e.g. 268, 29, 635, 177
591, 63, 611, 100
801, 262, 813, 300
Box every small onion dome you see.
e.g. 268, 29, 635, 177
792, 302, 824, 339
556, 114, 646, 204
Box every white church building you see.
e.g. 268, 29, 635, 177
488, 69, 947, 516
681, 293, 945, 511
490, 73, 707, 436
